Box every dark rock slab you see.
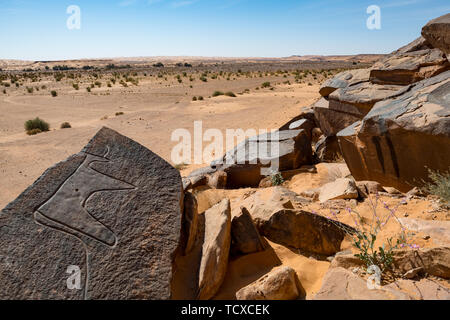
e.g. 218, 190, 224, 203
211, 130, 313, 188
0, 127, 183, 300
231, 207, 265, 256
338, 71, 450, 192
422, 13, 450, 54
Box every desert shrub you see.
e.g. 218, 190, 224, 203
212, 91, 224, 97
73, 83, 79, 90
199, 76, 207, 82
95, 81, 102, 88
174, 163, 188, 171
422, 168, 450, 207
26, 87, 34, 94
86, 87, 91, 92
107, 82, 112, 87
2, 89, 6, 94
198, 96, 204, 101
3, 82, 10, 87
51, 90, 57, 97
60, 122, 71, 129
41, 85, 47, 90
115, 112, 124, 116
224, 91, 236, 97
261, 82, 271, 88
192, 96, 197, 101
27, 128, 42, 135
271, 172, 284, 186
25, 117, 49, 133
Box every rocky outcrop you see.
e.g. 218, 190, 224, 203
398, 218, 450, 247
197, 199, 231, 300
313, 267, 411, 300
314, 135, 342, 162
370, 48, 449, 85
337, 71, 450, 192
392, 246, 450, 279
183, 192, 199, 255
313, 267, 450, 300
421, 13, 450, 54
319, 69, 370, 97
230, 207, 265, 255
313, 98, 361, 137
0, 127, 184, 300
211, 130, 313, 188
241, 187, 352, 255
236, 266, 301, 300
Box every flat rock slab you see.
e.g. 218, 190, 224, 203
0, 127, 183, 300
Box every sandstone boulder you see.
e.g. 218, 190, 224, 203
338, 71, 450, 192
319, 178, 359, 203
211, 130, 313, 188
422, 13, 450, 54
355, 180, 384, 197
183, 192, 199, 255
313, 267, 411, 300
279, 107, 318, 131
398, 218, 450, 248
313, 98, 361, 137
230, 207, 265, 255
197, 199, 231, 300
314, 267, 449, 300
0, 127, 184, 300
236, 266, 301, 300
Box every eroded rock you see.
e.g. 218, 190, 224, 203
0, 127, 184, 300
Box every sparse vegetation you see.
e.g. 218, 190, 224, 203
73, 83, 79, 90
271, 172, 284, 186
422, 168, 450, 208
224, 91, 236, 97
25, 117, 50, 135
60, 122, 71, 129
261, 82, 271, 88
51, 90, 57, 97
212, 91, 224, 97
115, 112, 124, 116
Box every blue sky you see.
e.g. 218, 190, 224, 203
0, 0, 449, 60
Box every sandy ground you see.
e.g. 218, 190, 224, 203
0, 72, 321, 209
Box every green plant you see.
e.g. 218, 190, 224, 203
27, 128, 42, 135
224, 91, 236, 97
174, 163, 188, 171
26, 87, 34, 94
51, 90, 57, 97
198, 96, 204, 101
60, 122, 71, 129
261, 82, 271, 88
422, 168, 450, 207
86, 87, 91, 92
73, 83, 79, 90
24, 117, 49, 134
271, 172, 284, 186
328, 195, 412, 275
212, 91, 224, 97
